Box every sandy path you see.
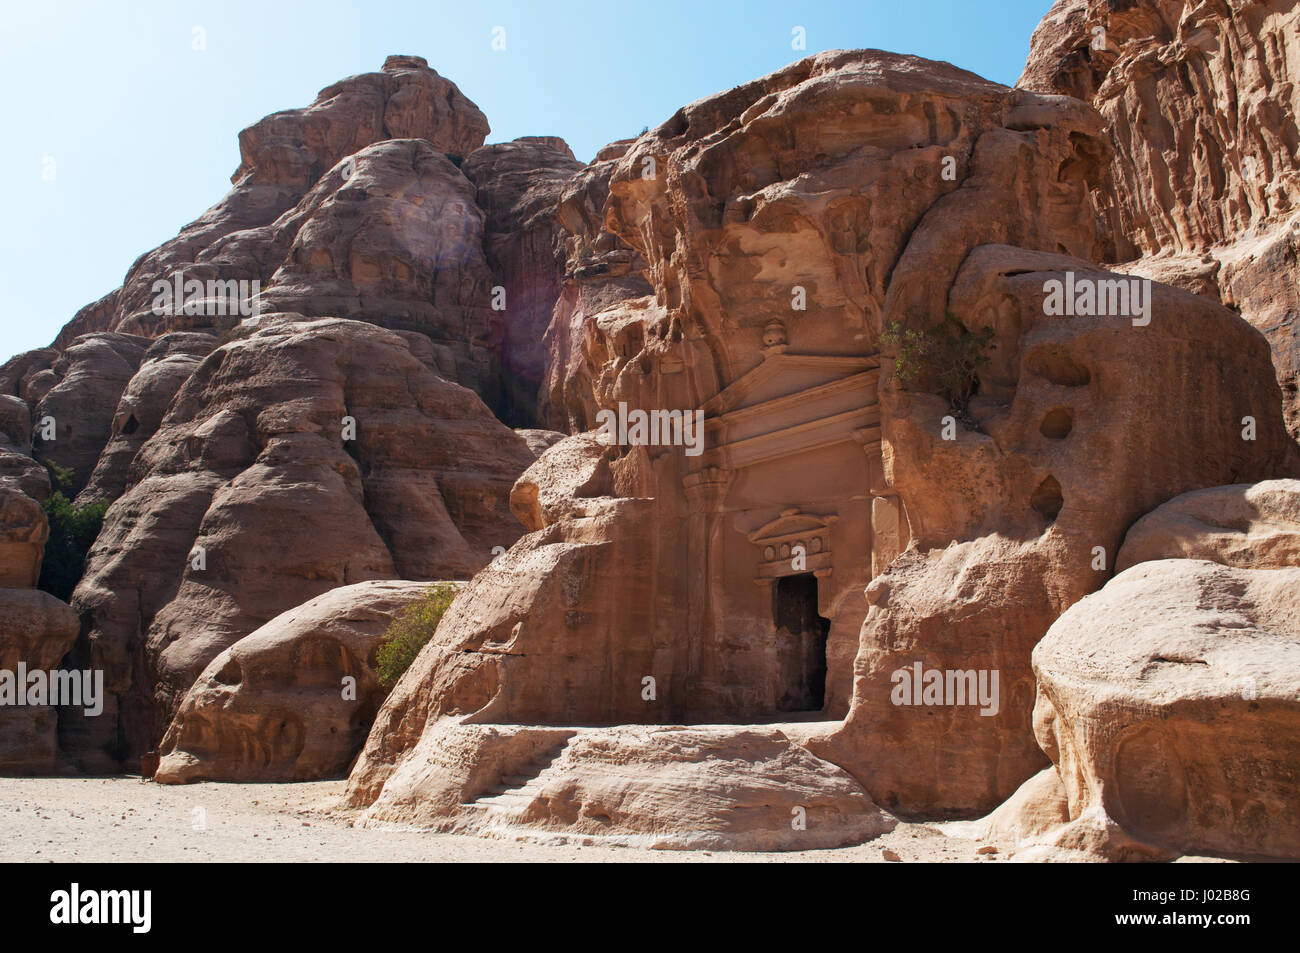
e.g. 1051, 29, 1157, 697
0, 777, 1000, 863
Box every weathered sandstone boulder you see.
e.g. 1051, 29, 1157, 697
1117, 479, 1300, 572
155, 580, 442, 783
0, 347, 59, 407
0, 450, 50, 504
75, 332, 217, 507
0, 589, 80, 773
463, 137, 585, 425
511, 429, 566, 458
0, 395, 30, 450
1030, 559, 1300, 860
0, 485, 48, 588
356, 720, 893, 851
31, 333, 149, 494
0, 396, 49, 502
65, 317, 536, 769
1020, 0, 1300, 438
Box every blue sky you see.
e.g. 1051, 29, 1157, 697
1, 0, 1052, 359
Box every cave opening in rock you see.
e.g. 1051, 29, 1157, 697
772, 573, 830, 712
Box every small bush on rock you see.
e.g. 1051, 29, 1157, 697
882, 315, 995, 425
375, 583, 459, 687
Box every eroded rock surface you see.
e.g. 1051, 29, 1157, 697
31, 333, 149, 495
0, 589, 79, 773
156, 580, 443, 783
75, 333, 217, 507
1117, 479, 1300, 572
1030, 559, 1300, 860
464, 137, 585, 425
110, 56, 490, 340
0, 485, 48, 588
355, 721, 893, 851
1020, 0, 1300, 438
345, 50, 1298, 834
66, 318, 535, 769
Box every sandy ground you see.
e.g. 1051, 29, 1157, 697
0, 777, 1002, 863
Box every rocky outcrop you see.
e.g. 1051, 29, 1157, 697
107, 56, 489, 340
75, 333, 217, 507
248, 138, 501, 401
1029, 559, 1300, 860
539, 138, 653, 433
357, 721, 894, 850
1116, 479, 1300, 572
0, 589, 80, 773
31, 333, 149, 495
65, 318, 536, 769
463, 137, 585, 425
805, 246, 1296, 816
0, 485, 48, 588
0, 395, 49, 503
155, 580, 442, 783
1019, 0, 1300, 439
0, 348, 59, 406
346, 50, 1296, 837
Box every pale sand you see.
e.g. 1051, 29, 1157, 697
0, 777, 1000, 863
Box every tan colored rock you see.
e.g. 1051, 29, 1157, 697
1019, 0, 1300, 438
75, 333, 217, 507
0, 485, 48, 588
0, 588, 80, 773
538, 138, 652, 433
511, 429, 566, 458
66, 318, 535, 769
254, 139, 501, 400
107, 57, 489, 339
805, 246, 1297, 815
463, 137, 584, 425
155, 580, 443, 783
0, 395, 30, 451
1032, 559, 1300, 860
355, 720, 893, 851
941, 768, 1070, 848
1117, 479, 1300, 572
350, 52, 1222, 833
0, 347, 59, 407
0, 450, 50, 503
31, 333, 149, 494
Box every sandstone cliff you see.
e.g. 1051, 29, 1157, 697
1020, 0, 1300, 439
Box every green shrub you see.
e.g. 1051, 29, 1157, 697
38, 492, 109, 602
44, 461, 75, 494
375, 583, 459, 688
881, 316, 996, 422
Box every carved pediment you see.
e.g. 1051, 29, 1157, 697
746, 508, 838, 583
697, 351, 881, 471
702, 351, 879, 418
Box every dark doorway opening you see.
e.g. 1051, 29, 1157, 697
772, 573, 830, 712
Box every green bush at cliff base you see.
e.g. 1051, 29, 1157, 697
38, 492, 109, 602
375, 583, 460, 688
